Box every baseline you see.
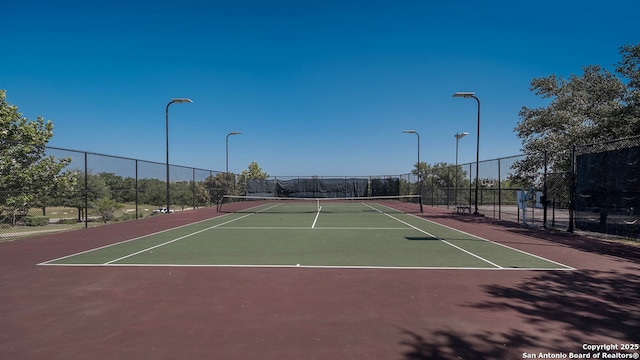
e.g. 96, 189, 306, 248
38, 263, 576, 271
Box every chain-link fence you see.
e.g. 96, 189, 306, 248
0, 141, 423, 239
420, 154, 551, 226
418, 136, 640, 239
0, 142, 224, 239
573, 136, 640, 238
2, 136, 639, 239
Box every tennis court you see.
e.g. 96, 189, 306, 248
4, 203, 639, 360
40, 197, 572, 270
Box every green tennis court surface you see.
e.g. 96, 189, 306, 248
41, 201, 573, 270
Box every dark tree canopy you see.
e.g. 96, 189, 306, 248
513, 43, 640, 183
0, 90, 74, 221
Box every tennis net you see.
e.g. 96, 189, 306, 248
217, 195, 423, 214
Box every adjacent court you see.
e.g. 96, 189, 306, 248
40, 198, 572, 270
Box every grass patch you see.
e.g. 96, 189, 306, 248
1, 203, 204, 242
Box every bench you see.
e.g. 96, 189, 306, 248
456, 206, 471, 214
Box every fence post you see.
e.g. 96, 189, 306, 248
568, 146, 575, 233
498, 158, 502, 220
468, 164, 473, 208
543, 151, 548, 229
192, 168, 196, 210
135, 160, 139, 219
84, 151, 88, 228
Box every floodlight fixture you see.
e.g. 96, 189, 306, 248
452, 92, 476, 98
170, 98, 193, 104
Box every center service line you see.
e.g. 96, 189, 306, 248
312, 206, 322, 228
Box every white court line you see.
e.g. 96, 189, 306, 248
38, 212, 237, 265
370, 202, 574, 270
40, 202, 574, 271
312, 206, 321, 228
403, 212, 575, 270
220, 226, 408, 230
104, 213, 257, 264
104, 204, 283, 265
39, 263, 574, 271
361, 203, 440, 238
365, 204, 504, 269
385, 214, 502, 269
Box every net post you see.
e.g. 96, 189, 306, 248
419, 195, 423, 213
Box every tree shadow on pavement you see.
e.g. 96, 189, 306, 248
400, 267, 640, 359
424, 211, 640, 262
400, 328, 539, 360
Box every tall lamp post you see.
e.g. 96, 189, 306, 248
454, 132, 469, 208
226, 131, 242, 173
403, 130, 423, 212
452, 92, 480, 215
165, 98, 192, 213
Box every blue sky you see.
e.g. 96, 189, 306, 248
3, 0, 639, 176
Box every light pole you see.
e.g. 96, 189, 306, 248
454, 132, 468, 208
226, 131, 242, 173
403, 130, 422, 212
453, 92, 480, 215
165, 98, 192, 213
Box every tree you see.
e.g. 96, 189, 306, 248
237, 161, 269, 195
138, 178, 166, 207
0, 90, 73, 224
204, 173, 236, 202
412, 161, 468, 189
414, 161, 470, 205
171, 181, 193, 210
241, 161, 269, 179
33, 163, 77, 216
93, 196, 122, 223
204, 161, 270, 197
193, 181, 211, 207
617, 43, 640, 125
410, 161, 429, 183
513, 43, 640, 183
61, 171, 110, 221
97, 172, 137, 203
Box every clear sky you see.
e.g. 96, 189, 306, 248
3, 0, 639, 176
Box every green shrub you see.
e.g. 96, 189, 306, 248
24, 216, 49, 226
58, 218, 77, 225
118, 212, 137, 221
